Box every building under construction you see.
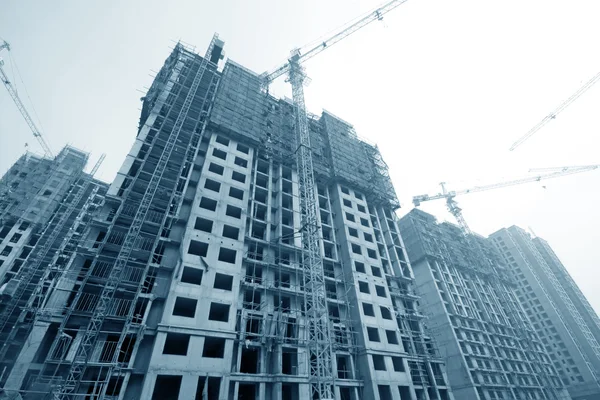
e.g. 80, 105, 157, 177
0, 146, 108, 390
398, 209, 571, 400
0, 37, 454, 400
490, 227, 600, 400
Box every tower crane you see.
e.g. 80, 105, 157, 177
0, 40, 54, 158
261, 1, 409, 398
509, 69, 600, 151
413, 164, 599, 235
414, 166, 600, 400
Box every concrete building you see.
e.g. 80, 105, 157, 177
399, 209, 570, 400
0, 37, 453, 400
0, 146, 108, 390
490, 226, 600, 400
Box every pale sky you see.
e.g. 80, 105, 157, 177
1, 1, 599, 311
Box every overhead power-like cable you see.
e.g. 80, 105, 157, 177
0, 40, 54, 158
510, 70, 600, 151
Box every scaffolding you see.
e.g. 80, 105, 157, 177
0, 175, 101, 367
399, 210, 568, 400
235, 153, 362, 397
12, 37, 225, 399
0, 148, 90, 378
505, 228, 600, 386
534, 237, 600, 337
210, 63, 399, 211
3, 38, 455, 400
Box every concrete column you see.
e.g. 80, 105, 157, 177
179, 374, 197, 400
4, 321, 51, 390
66, 330, 83, 361
298, 383, 310, 400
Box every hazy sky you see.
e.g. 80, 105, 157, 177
1, 1, 599, 311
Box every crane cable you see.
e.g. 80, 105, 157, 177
510, 69, 600, 151
0, 37, 48, 137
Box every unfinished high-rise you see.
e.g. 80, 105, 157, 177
490, 227, 600, 400
398, 209, 571, 400
0, 37, 454, 400
0, 146, 108, 388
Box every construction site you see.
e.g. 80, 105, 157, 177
0, 33, 455, 399
398, 208, 571, 400
490, 227, 600, 400
2, 0, 600, 399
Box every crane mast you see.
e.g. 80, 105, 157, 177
288, 52, 335, 399
0, 41, 54, 158
262, 1, 409, 398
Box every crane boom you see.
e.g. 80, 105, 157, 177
0, 41, 54, 158
528, 164, 599, 174
413, 165, 599, 239
509, 70, 600, 151
261, 0, 409, 84
413, 165, 599, 206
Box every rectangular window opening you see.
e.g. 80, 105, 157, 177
173, 297, 197, 318
208, 162, 224, 175
358, 281, 370, 294
367, 327, 380, 342
218, 248, 237, 264
229, 187, 244, 200
204, 178, 221, 193
215, 135, 230, 146
392, 356, 405, 371
212, 148, 227, 160
152, 375, 182, 400
372, 355, 386, 371
202, 337, 226, 358
181, 266, 203, 285
199, 197, 217, 211
222, 225, 239, 240
194, 217, 213, 233
213, 273, 233, 291
226, 205, 242, 219
162, 333, 190, 355
208, 302, 230, 322
234, 156, 248, 168
232, 171, 246, 183
188, 240, 208, 257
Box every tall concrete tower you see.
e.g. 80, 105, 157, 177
399, 208, 571, 400
490, 226, 600, 400
1, 37, 453, 400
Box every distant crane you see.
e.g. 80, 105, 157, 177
413, 165, 599, 235
260, 1, 409, 398
509, 70, 600, 151
0, 40, 54, 158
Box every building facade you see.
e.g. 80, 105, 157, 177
0, 146, 108, 390
0, 37, 453, 400
490, 227, 600, 400
399, 209, 570, 400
